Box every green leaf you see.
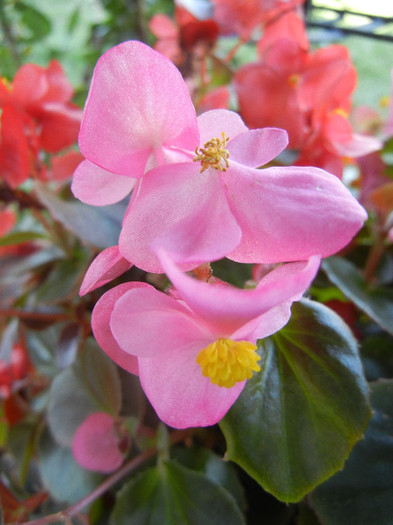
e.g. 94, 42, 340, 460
110, 460, 245, 525
38, 429, 101, 504
0, 231, 46, 247
172, 446, 246, 512
15, 2, 51, 42
323, 256, 393, 335
311, 380, 393, 525
47, 338, 122, 447
75, 338, 122, 415
220, 299, 371, 502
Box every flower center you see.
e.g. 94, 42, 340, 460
193, 132, 230, 173
196, 338, 261, 388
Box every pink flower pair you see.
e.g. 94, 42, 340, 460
72, 40, 366, 277
72, 40, 367, 428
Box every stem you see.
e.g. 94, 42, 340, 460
0, 309, 71, 322
10, 429, 192, 525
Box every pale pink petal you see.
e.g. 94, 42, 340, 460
228, 128, 288, 168
92, 283, 147, 375
224, 165, 367, 263
79, 41, 198, 177
138, 346, 245, 429
197, 109, 248, 145
119, 163, 241, 272
232, 302, 293, 342
332, 133, 382, 158
72, 412, 124, 473
71, 160, 135, 206
110, 286, 212, 359
79, 246, 132, 296
157, 250, 320, 335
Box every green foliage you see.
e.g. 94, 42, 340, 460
221, 299, 371, 502
110, 460, 245, 525
323, 256, 393, 335
311, 380, 393, 525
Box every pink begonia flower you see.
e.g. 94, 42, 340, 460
79, 245, 132, 296
72, 40, 198, 207
92, 250, 321, 429
73, 40, 366, 275
119, 108, 367, 273
72, 412, 127, 473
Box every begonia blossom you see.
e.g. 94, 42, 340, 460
73, 40, 367, 276
0, 61, 82, 187
119, 108, 367, 273
72, 412, 128, 473
72, 40, 198, 207
92, 250, 320, 428
235, 12, 381, 176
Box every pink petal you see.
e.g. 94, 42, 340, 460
138, 346, 245, 429
224, 164, 367, 263
332, 133, 382, 158
119, 163, 241, 272
197, 109, 247, 145
92, 283, 148, 375
110, 285, 211, 359
71, 160, 135, 206
72, 412, 124, 473
228, 127, 288, 168
79, 246, 132, 296
157, 250, 320, 335
79, 41, 198, 177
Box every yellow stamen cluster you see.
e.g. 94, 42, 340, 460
196, 338, 261, 388
193, 132, 230, 173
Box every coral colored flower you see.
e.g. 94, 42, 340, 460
72, 412, 128, 473
93, 250, 320, 428
235, 12, 381, 176
149, 8, 219, 65
119, 108, 367, 273
211, 0, 304, 40
0, 61, 82, 187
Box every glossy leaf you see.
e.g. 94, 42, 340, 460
110, 460, 245, 525
311, 380, 393, 525
323, 256, 393, 335
220, 299, 371, 502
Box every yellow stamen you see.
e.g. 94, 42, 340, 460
196, 338, 261, 388
193, 132, 230, 173
332, 107, 349, 119
287, 74, 300, 87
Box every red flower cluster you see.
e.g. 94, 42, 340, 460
234, 11, 380, 176
0, 61, 82, 188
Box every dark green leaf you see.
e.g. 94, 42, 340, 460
220, 299, 371, 502
323, 256, 393, 335
110, 460, 245, 525
172, 446, 246, 512
75, 338, 122, 415
311, 380, 393, 525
